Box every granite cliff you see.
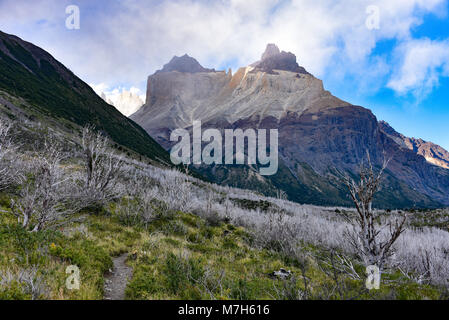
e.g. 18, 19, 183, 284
131, 44, 449, 208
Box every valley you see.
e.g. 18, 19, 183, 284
0, 30, 448, 301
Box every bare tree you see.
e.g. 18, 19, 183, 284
188, 265, 226, 300
0, 266, 48, 300
342, 152, 406, 271
158, 170, 194, 215
0, 119, 21, 190
0, 119, 12, 160
80, 125, 124, 206
314, 249, 368, 300
10, 141, 78, 232
256, 190, 298, 254
116, 176, 158, 227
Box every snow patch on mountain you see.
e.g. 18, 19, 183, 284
90, 84, 144, 116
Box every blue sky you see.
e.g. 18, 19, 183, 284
0, 0, 448, 149
328, 11, 449, 149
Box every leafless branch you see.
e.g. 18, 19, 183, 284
341, 151, 406, 271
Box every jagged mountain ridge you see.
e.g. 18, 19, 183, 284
156, 54, 215, 74
98, 89, 144, 117
379, 121, 449, 170
0, 30, 170, 164
250, 43, 309, 75
113, 90, 144, 117
132, 44, 449, 208
135, 45, 344, 141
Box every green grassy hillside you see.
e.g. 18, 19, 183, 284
0, 198, 443, 300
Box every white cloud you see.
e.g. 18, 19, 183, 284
90, 83, 109, 95
388, 39, 449, 99
0, 0, 447, 98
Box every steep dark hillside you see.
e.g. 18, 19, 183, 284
0, 30, 170, 163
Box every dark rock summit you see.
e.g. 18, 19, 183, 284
261, 43, 281, 60
0, 30, 170, 164
156, 54, 215, 74
251, 44, 309, 75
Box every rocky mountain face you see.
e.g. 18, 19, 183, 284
135, 45, 342, 143
379, 121, 449, 170
131, 44, 449, 208
114, 90, 144, 117
250, 43, 309, 75
0, 30, 170, 164
99, 90, 144, 117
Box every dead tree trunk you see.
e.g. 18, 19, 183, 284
81, 125, 123, 206
342, 152, 406, 271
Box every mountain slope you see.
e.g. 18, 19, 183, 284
131, 44, 449, 208
0, 30, 170, 164
379, 121, 449, 170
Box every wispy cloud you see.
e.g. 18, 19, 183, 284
388, 38, 449, 100
0, 0, 447, 99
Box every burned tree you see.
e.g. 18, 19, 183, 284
10, 141, 78, 232
80, 125, 124, 206
342, 153, 406, 271
0, 119, 20, 190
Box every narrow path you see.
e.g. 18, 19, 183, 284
103, 253, 133, 300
